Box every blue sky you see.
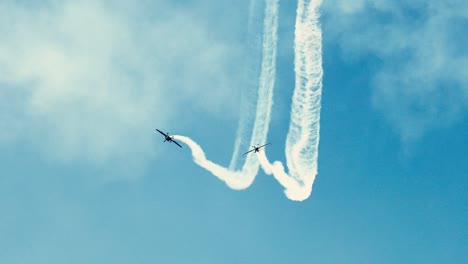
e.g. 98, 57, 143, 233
1, 0, 467, 263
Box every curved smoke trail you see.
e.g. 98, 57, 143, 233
258, 0, 323, 201
174, 0, 279, 189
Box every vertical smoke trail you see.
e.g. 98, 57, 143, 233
286, 0, 323, 199
176, 0, 279, 189
250, 0, 277, 149
258, 0, 323, 201
229, 0, 264, 170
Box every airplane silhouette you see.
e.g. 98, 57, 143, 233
155, 129, 182, 148
243, 143, 270, 155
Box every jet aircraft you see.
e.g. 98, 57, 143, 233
243, 143, 270, 155
156, 129, 182, 148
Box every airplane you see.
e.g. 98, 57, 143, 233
243, 143, 270, 155
155, 129, 182, 148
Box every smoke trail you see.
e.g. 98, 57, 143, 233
175, 135, 255, 189
259, 0, 323, 201
229, 0, 264, 170
176, 0, 279, 189
257, 150, 299, 194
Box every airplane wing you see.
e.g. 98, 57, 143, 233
243, 149, 255, 155
258, 143, 271, 149
172, 140, 183, 148
155, 129, 167, 136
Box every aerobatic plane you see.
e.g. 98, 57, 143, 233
243, 143, 270, 155
155, 129, 182, 148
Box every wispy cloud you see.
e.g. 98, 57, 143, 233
0, 0, 243, 173
323, 0, 468, 141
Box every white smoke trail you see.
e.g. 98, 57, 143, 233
257, 150, 299, 194
258, 0, 323, 201
175, 0, 279, 189
174, 135, 254, 189
229, 0, 264, 170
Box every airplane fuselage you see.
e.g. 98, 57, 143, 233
156, 129, 183, 148
243, 143, 270, 155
